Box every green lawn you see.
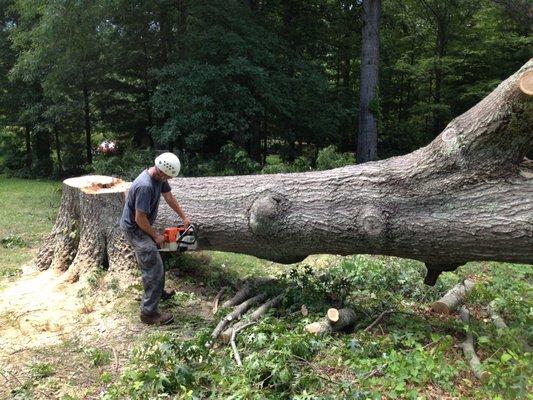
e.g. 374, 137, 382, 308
0, 175, 61, 284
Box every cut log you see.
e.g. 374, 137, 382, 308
220, 294, 284, 343
305, 308, 358, 335
36, 62, 533, 282
458, 307, 489, 382
431, 280, 475, 315
327, 307, 358, 330
210, 292, 267, 341
35, 176, 137, 283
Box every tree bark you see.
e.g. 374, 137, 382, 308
83, 83, 92, 165
24, 124, 32, 169
305, 308, 358, 335
431, 280, 475, 314
35, 176, 136, 283
458, 307, 489, 382
36, 62, 533, 282
357, 0, 380, 163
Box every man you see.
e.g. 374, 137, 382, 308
120, 152, 190, 325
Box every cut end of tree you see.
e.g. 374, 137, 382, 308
519, 70, 533, 95
35, 175, 136, 285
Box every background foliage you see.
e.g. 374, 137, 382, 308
0, 0, 530, 178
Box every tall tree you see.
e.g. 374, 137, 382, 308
357, 0, 380, 163
10, 0, 108, 165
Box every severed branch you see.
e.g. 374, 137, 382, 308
212, 286, 228, 314
210, 292, 267, 343
220, 294, 284, 343
364, 309, 394, 332
221, 277, 274, 309
458, 307, 489, 382
431, 279, 475, 315
222, 281, 254, 308
230, 321, 256, 367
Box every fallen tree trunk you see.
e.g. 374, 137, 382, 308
35, 61, 533, 283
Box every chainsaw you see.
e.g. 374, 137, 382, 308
158, 224, 198, 252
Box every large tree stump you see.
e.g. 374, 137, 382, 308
36, 62, 533, 283
36, 176, 137, 283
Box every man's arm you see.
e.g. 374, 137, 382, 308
135, 210, 165, 246
162, 191, 190, 227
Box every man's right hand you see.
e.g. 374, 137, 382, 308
153, 233, 166, 247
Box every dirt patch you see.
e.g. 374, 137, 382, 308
0, 263, 216, 399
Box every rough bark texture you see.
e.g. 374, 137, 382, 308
36, 176, 137, 283
155, 62, 532, 274
36, 61, 533, 282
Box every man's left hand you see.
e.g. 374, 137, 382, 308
182, 217, 191, 229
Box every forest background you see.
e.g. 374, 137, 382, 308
0, 0, 530, 178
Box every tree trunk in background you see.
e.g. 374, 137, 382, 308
36, 62, 533, 284
177, 0, 188, 60
24, 124, 32, 169
433, 14, 448, 137
358, 0, 380, 163
34, 126, 53, 175
83, 83, 92, 164
53, 124, 63, 172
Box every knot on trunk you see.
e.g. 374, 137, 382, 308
359, 205, 386, 238
249, 193, 286, 236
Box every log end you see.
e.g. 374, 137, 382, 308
430, 302, 450, 315
327, 308, 340, 323
519, 70, 533, 96
63, 175, 130, 193
478, 371, 490, 383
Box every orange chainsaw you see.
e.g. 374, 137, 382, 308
158, 224, 197, 252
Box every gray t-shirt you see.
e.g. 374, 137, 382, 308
120, 170, 171, 232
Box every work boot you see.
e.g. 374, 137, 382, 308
161, 289, 176, 301
140, 311, 174, 326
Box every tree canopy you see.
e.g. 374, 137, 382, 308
0, 0, 530, 177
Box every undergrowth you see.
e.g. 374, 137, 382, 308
103, 256, 532, 399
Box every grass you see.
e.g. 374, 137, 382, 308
0, 175, 60, 285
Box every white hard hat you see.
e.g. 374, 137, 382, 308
155, 152, 181, 177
